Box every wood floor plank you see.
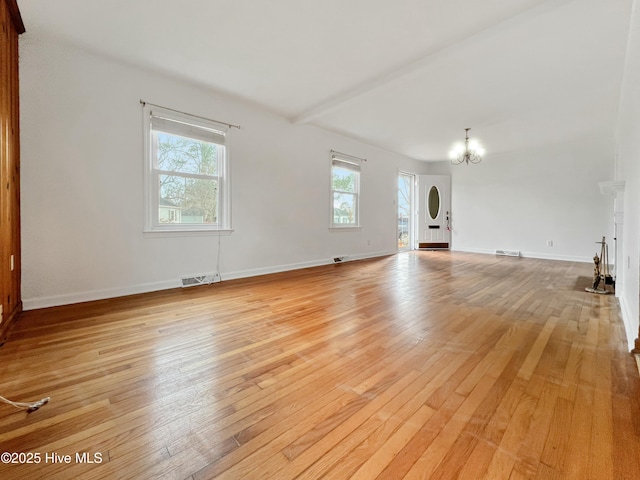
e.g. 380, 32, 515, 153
347, 404, 435, 480
401, 371, 501, 480
295, 346, 473, 479
588, 334, 614, 479
0, 251, 637, 479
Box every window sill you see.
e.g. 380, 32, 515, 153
143, 228, 234, 238
329, 226, 362, 232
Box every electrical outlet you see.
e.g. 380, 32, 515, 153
547, 240, 553, 247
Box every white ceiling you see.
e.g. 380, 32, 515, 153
17, 0, 633, 161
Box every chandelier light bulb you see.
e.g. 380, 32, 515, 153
449, 143, 464, 160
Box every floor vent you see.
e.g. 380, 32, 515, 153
333, 256, 347, 263
495, 249, 521, 257
181, 273, 219, 287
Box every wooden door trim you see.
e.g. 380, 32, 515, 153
5, 0, 24, 34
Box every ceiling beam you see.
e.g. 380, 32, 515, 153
291, 0, 576, 125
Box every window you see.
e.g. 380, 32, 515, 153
331, 152, 361, 228
143, 104, 230, 233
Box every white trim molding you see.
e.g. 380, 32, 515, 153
23, 251, 396, 311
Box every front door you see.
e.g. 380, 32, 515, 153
417, 175, 451, 249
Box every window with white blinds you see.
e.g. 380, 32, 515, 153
330, 152, 361, 228
143, 104, 231, 233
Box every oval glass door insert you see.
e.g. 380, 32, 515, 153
428, 186, 440, 220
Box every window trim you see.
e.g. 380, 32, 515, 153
143, 104, 232, 235
330, 152, 362, 229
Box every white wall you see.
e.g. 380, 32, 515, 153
427, 136, 615, 263
615, 0, 640, 351
19, 34, 427, 309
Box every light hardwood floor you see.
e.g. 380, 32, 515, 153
0, 251, 638, 479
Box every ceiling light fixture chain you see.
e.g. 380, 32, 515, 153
449, 128, 484, 165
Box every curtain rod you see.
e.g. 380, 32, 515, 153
140, 100, 241, 130
331, 149, 367, 162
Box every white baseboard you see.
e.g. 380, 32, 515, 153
349, 250, 395, 262
451, 247, 494, 256
520, 251, 592, 263
22, 250, 395, 311
23, 279, 180, 311
221, 250, 394, 281
619, 295, 638, 352
221, 258, 332, 282
451, 247, 591, 263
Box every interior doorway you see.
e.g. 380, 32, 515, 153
398, 172, 414, 250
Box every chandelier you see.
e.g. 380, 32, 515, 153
449, 128, 484, 165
